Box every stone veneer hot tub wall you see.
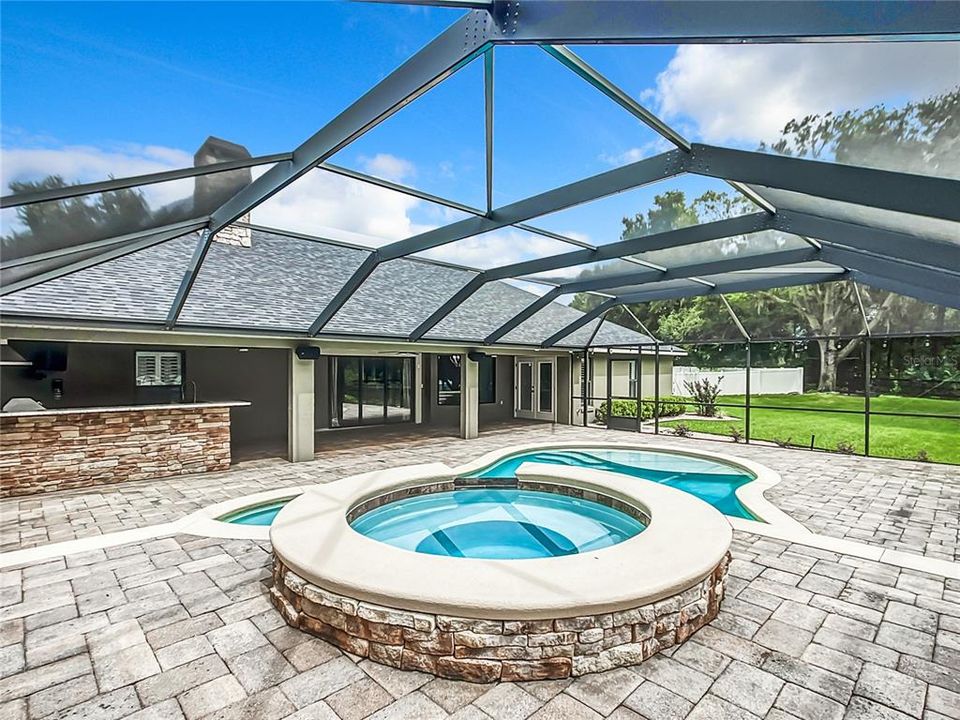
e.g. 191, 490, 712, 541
268, 461, 734, 682
0, 402, 247, 497
270, 552, 730, 681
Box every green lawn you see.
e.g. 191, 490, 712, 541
658, 393, 960, 465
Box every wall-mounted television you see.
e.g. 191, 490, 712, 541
28, 344, 68, 372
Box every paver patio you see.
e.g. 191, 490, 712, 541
1, 425, 958, 719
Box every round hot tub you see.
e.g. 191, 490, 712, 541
269, 460, 732, 682
350, 486, 646, 559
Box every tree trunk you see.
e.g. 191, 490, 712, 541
817, 338, 840, 392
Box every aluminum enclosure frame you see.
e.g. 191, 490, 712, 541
2, 0, 957, 348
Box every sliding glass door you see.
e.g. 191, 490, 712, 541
332, 356, 414, 428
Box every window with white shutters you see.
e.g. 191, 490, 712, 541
135, 351, 183, 386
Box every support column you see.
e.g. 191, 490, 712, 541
415, 354, 424, 425
288, 350, 315, 462
460, 355, 479, 440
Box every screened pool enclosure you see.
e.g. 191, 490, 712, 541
2, 1, 957, 353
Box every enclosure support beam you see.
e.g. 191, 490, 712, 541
540, 44, 690, 150
635, 350, 642, 434
1, 219, 208, 296
484, 288, 563, 345
864, 338, 872, 457
613, 271, 847, 306
166, 12, 492, 330
605, 350, 613, 430
581, 350, 588, 427
316, 149, 685, 336
484, 48, 495, 214
498, 1, 960, 44
541, 298, 618, 348
209, 13, 491, 235
777, 212, 960, 270
542, 271, 846, 348
321, 162, 596, 252
849, 272, 960, 310
0, 154, 292, 210
654, 342, 661, 436
507, 212, 772, 280
721, 295, 751, 342
552, 247, 819, 296
689, 145, 960, 222
540, 44, 778, 216
745, 342, 752, 444
853, 282, 872, 336
817, 247, 959, 297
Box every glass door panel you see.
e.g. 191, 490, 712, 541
332, 356, 414, 428
518, 362, 534, 413
385, 357, 413, 423
538, 361, 554, 415
334, 357, 361, 427
360, 358, 386, 425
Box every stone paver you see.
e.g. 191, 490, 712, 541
3, 423, 958, 560
0, 426, 958, 719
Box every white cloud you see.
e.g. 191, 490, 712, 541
438, 160, 455, 179
417, 228, 571, 269
0, 140, 439, 249
358, 153, 415, 182
1, 142, 194, 207
651, 43, 960, 145
599, 137, 674, 166
252, 165, 432, 246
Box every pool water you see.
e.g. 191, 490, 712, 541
219, 499, 292, 525
467, 449, 757, 520
350, 489, 645, 559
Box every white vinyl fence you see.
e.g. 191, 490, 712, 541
672, 366, 804, 396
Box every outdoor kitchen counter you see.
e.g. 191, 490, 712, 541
0, 401, 251, 497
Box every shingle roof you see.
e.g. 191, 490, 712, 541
0, 228, 652, 348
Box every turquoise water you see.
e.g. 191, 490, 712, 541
221, 449, 757, 529
350, 489, 645, 559
467, 449, 757, 520
219, 499, 292, 525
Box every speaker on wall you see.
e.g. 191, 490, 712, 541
295, 345, 322, 361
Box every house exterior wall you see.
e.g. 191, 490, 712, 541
572, 355, 675, 403
1, 343, 288, 458
424, 353, 516, 428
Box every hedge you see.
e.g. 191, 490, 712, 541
594, 397, 687, 424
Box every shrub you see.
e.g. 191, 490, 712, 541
683, 376, 724, 417
914, 449, 930, 462
835, 440, 856, 455
594, 397, 687, 424
671, 423, 692, 437
728, 427, 744, 443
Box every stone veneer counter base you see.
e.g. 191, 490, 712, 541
0, 401, 248, 497
269, 461, 733, 681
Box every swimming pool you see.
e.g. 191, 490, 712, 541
221, 448, 758, 526
349, 488, 646, 559
465, 448, 757, 519
219, 498, 292, 525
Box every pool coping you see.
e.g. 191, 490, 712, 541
269, 462, 733, 619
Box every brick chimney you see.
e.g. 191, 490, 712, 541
193, 137, 253, 248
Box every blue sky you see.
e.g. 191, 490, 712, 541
3, 2, 957, 270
